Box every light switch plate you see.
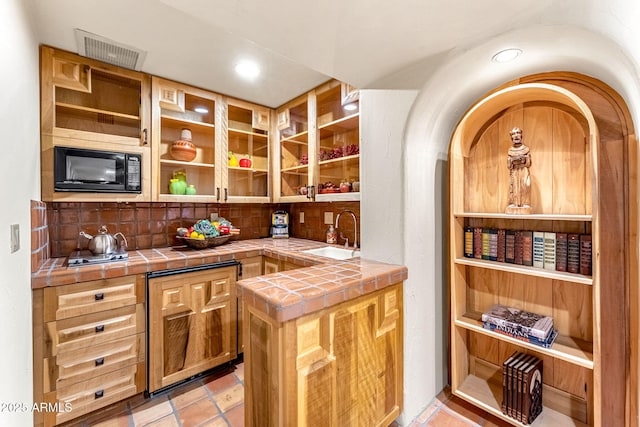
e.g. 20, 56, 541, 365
299, 212, 304, 223
10, 224, 19, 253
324, 212, 333, 225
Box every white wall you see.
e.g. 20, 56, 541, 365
0, 0, 39, 425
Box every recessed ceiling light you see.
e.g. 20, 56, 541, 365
194, 107, 209, 114
492, 48, 522, 63
235, 61, 260, 80
343, 103, 358, 111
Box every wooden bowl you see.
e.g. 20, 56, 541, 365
178, 235, 231, 249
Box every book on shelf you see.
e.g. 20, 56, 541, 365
473, 227, 483, 259
481, 303, 554, 340
580, 234, 592, 275
502, 351, 520, 415
482, 228, 491, 260
505, 229, 516, 264
504, 351, 522, 417
464, 226, 474, 258
543, 232, 556, 271
515, 354, 537, 421
522, 230, 533, 266
483, 322, 559, 348
488, 228, 498, 261
497, 228, 506, 263
532, 231, 545, 268
567, 233, 581, 274
556, 232, 568, 272
521, 356, 544, 424
514, 230, 524, 265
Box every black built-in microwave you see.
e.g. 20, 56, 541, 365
54, 146, 142, 193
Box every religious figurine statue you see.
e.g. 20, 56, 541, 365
506, 127, 532, 214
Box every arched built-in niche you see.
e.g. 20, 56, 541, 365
448, 74, 635, 427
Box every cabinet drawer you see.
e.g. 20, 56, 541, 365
45, 304, 144, 357
54, 333, 144, 390
44, 275, 144, 321
54, 363, 143, 425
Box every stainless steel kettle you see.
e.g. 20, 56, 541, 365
79, 225, 127, 255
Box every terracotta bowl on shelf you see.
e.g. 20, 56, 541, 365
170, 139, 197, 162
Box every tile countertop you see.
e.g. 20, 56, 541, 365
31, 238, 407, 323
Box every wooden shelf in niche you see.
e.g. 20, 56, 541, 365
454, 258, 592, 285
454, 212, 592, 222
318, 154, 360, 166
159, 159, 215, 169
455, 375, 590, 427
455, 314, 594, 369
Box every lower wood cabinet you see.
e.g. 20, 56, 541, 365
147, 265, 237, 393
32, 275, 146, 427
244, 282, 404, 426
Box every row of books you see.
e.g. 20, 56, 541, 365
502, 351, 544, 425
464, 227, 592, 275
482, 304, 558, 348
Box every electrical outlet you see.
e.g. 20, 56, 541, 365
299, 212, 305, 223
10, 224, 19, 253
324, 212, 333, 225
210, 212, 219, 221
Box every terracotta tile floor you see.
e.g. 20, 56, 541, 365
69, 360, 510, 427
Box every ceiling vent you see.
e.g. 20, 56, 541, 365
75, 29, 147, 71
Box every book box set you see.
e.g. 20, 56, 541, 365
464, 227, 592, 275
502, 351, 543, 424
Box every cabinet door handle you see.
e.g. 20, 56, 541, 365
224, 188, 228, 202
94, 390, 104, 399
94, 293, 104, 301
95, 324, 105, 333
142, 128, 148, 145
216, 187, 220, 201
95, 357, 104, 366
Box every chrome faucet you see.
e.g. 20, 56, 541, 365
335, 210, 358, 250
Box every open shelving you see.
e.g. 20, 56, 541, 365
449, 82, 601, 426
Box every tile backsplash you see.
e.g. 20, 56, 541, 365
42, 201, 360, 259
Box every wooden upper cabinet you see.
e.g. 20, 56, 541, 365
220, 97, 271, 203
314, 80, 360, 202
273, 79, 360, 203
39, 45, 151, 202
151, 76, 220, 202
274, 92, 313, 202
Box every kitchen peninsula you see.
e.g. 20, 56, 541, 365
31, 238, 406, 426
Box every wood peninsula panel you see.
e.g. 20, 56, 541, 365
244, 282, 403, 426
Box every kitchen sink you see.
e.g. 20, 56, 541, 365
302, 246, 360, 260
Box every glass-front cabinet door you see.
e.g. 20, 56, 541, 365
221, 98, 271, 203
151, 77, 219, 202
273, 80, 360, 203
315, 81, 360, 201
275, 93, 315, 202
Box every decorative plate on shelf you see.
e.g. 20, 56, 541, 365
178, 235, 231, 249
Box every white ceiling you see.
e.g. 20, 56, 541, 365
31, 0, 623, 108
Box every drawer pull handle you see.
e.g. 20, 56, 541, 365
95, 357, 104, 366
94, 390, 104, 399
95, 325, 105, 333
95, 293, 104, 301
